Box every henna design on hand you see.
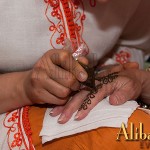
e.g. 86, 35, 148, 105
79, 72, 119, 111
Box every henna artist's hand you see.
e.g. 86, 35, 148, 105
22, 49, 88, 105
50, 62, 141, 124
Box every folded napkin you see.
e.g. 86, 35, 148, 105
40, 97, 138, 143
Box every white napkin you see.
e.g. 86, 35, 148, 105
40, 97, 138, 143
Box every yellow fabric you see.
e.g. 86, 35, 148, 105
29, 106, 150, 150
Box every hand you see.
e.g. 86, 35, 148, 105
22, 49, 88, 105
97, 0, 110, 3
50, 62, 141, 124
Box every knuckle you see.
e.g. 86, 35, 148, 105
30, 70, 40, 86
34, 60, 42, 68
66, 75, 76, 87
60, 88, 70, 98
30, 69, 47, 87
35, 88, 44, 97
60, 51, 70, 61
64, 104, 76, 114
45, 49, 54, 55
34, 60, 47, 71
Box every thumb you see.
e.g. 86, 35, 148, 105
123, 62, 139, 69
77, 56, 89, 65
109, 90, 129, 105
109, 76, 137, 105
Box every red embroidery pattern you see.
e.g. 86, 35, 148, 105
89, 0, 96, 7
44, 0, 89, 52
11, 133, 22, 148
115, 50, 131, 64
3, 107, 34, 150
22, 107, 34, 150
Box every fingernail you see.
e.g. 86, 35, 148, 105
79, 72, 87, 81
58, 114, 66, 122
74, 115, 79, 120
49, 111, 53, 116
115, 98, 119, 105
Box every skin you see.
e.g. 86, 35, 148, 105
97, 0, 110, 2
0, 0, 149, 120
1, 4, 149, 126
1, 44, 147, 120
50, 63, 150, 124
0, 49, 88, 114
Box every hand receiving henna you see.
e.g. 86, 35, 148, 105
50, 62, 141, 124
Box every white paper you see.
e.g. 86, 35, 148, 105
40, 97, 138, 143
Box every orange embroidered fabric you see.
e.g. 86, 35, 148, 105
29, 106, 150, 150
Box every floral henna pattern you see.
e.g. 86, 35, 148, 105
79, 72, 119, 111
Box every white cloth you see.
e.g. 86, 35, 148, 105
106, 46, 144, 69
0, 0, 150, 72
40, 97, 138, 144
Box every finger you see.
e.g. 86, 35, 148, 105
49, 64, 80, 91
75, 81, 114, 121
49, 96, 77, 117
98, 62, 139, 77
44, 77, 71, 98
77, 56, 89, 65
109, 76, 141, 105
75, 72, 119, 120
50, 50, 88, 82
57, 90, 88, 124
50, 91, 80, 117
123, 62, 139, 69
96, 64, 123, 78
50, 106, 65, 117
35, 52, 80, 91
31, 68, 71, 97
109, 90, 129, 105
35, 89, 68, 105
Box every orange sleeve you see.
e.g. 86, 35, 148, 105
29, 106, 150, 150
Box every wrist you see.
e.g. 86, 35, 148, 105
17, 71, 34, 106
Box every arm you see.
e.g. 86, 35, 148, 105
0, 50, 88, 114
0, 71, 31, 113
